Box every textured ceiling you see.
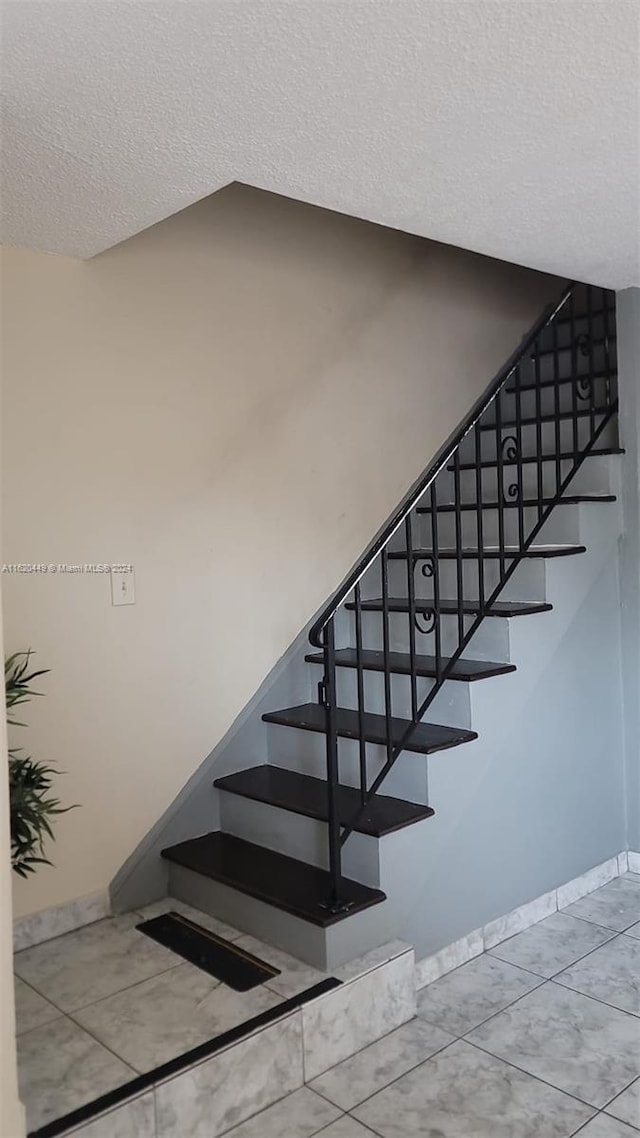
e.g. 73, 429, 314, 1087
2, 0, 639, 286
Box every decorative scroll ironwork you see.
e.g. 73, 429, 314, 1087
414, 608, 437, 635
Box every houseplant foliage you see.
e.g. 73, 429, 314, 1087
5, 650, 75, 878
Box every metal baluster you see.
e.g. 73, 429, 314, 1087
430, 482, 442, 684
453, 449, 464, 645
381, 547, 394, 771
570, 291, 579, 456
353, 582, 367, 806
405, 514, 418, 724
323, 617, 342, 908
602, 287, 612, 410
474, 422, 485, 610
534, 339, 544, 519
495, 393, 506, 579
515, 364, 525, 550
552, 308, 562, 497
587, 285, 596, 439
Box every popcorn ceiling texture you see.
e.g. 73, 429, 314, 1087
2, 0, 638, 286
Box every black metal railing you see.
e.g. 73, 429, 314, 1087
309, 282, 618, 910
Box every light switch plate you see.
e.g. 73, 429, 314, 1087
111, 568, 135, 606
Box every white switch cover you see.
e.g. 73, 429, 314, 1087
111, 568, 135, 606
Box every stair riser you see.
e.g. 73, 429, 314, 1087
414, 502, 581, 549
219, 793, 381, 886
464, 416, 618, 465
331, 665, 472, 728
497, 376, 615, 422
344, 607, 513, 660
265, 722, 429, 803
449, 455, 614, 502
384, 552, 547, 605
167, 862, 391, 971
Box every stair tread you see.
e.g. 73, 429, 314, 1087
214, 765, 435, 836
162, 831, 385, 927
449, 447, 623, 471
416, 493, 616, 514
346, 597, 552, 617
305, 648, 515, 682
262, 703, 477, 755
388, 544, 585, 560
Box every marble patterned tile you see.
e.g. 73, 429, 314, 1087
13, 892, 109, 952
416, 929, 484, 988
575, 1115, 639, 1137
302, 950, 415, 1081
232, 933, 328, 999
333, 940, 410, 983
488, 911, 616, 978
65, 1092, 155, 1138
221, 1087, 341, 1137
625, 873, 640, 884
416, 953, 543, 1036
14, 976, 61, 1035
557, 857, 620, 910
17, 1015, 135, 1132
309, 1016, 454, 1110
73, 962, 283, 1072
628, 853, 640, 875
618, 852, 630, 876
318, 1120, 379, 1138
605, 1078, 640, 1129
135, 896, 244, 941
353, 1038, 594, 1137
555, 935, 640, 1016
625, 922, 640, 940
14, 912, 181, 1011
483, 889, 557, 950
154, 1010, 303, 1138
561, 877, 640, 933
468, 982, 640, 1108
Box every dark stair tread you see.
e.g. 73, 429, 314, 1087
479, 407, 610, 430
417, 493, 616, 514
388, 544, 586, 561
505, 369, 615, 393
305, 648, 515, 682
448, 447, 623, 471
162, 831, 385, 927
535, 336, 609, 359
214, 766, 434, 836
262, 703, 477, 755
346, 597, 552, 617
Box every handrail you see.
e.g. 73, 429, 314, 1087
308, 280, 574, 648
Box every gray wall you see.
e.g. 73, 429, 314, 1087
617, 288, 640, 851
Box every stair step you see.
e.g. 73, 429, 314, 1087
448, 447, 623, 471
305, 648, 515, 682
161, 831, 386, 927
346, 597, 552, 617
262, 703, 477, 755
535, 336, 608, 359
416, 493, 616, 514
505, 369, 615, 393
215, 766, 435, 836
479, 407, 609, 431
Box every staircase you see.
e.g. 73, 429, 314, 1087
162, 282, 621, 967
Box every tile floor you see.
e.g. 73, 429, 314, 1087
226, 872, 640, 1138
14, 872, 640, 1136
14, 897, 328, 1131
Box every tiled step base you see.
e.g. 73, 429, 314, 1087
35, 943, 415, 1138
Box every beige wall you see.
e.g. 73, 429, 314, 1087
1, 185, 556, 920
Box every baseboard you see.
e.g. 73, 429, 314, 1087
416, 850, 628, 989
13, 891, 109, 953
